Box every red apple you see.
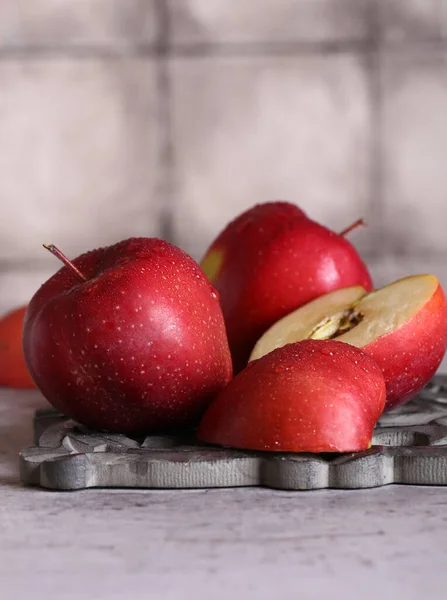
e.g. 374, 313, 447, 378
0, 305, 35, 389
23, 238, 232, 434
200, 201, 372, 373
250, 275, 447, 410
198, 339, 386, 453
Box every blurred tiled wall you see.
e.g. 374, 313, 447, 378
1, 0, 447, 314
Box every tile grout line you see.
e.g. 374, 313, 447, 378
166, 39, 371, 57
0, 45, 158, 60
0, 40, 371, 60
1, 39, 445, 61
154, 0, 176, 244
365, 0, 385, 264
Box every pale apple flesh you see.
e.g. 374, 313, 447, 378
250, 275, 447, 410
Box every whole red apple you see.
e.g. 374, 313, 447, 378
23, 238, 232, 434
0, 305, 35, 389
198, 339, 386, 453
251, 275, 447, 410
200, 201, 372, 373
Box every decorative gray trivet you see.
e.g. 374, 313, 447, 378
20, 375, 447, 491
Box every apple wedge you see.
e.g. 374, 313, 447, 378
198, 340, 386, 453
250, 275, 447, 410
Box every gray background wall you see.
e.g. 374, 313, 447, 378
0, 0, 446, 314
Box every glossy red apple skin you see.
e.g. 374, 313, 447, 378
201, 202, 372, 373
365, 282, 447, 411
198, 340, 386, 453
23, 238, 233, 434
0, 306, 35, 389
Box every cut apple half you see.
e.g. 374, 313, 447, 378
250, 275, 447, 410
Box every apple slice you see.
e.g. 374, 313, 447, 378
198, 339, 386, 453
250, 275, 447, 410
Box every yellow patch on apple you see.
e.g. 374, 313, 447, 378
201, 249, 224, 283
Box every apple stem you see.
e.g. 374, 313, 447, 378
339, 218, 367, 238
43, 244, 87, 282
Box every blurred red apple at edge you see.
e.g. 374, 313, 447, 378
0, 306, 35, 389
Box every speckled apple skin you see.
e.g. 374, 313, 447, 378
198, 339, 386, 453
23, 238, 233, 435
365, 283, 447, 411
201, 202, 372, 374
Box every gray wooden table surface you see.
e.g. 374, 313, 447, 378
1, 382, 447, 600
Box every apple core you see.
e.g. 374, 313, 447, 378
309, 307, 364, 340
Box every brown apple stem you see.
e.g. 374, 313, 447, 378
43, 244, 87, 282
339, 218, 367, 238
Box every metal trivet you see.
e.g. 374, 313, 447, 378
20, 375, 447, 491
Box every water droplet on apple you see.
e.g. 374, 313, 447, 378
320, 347, 334, 356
